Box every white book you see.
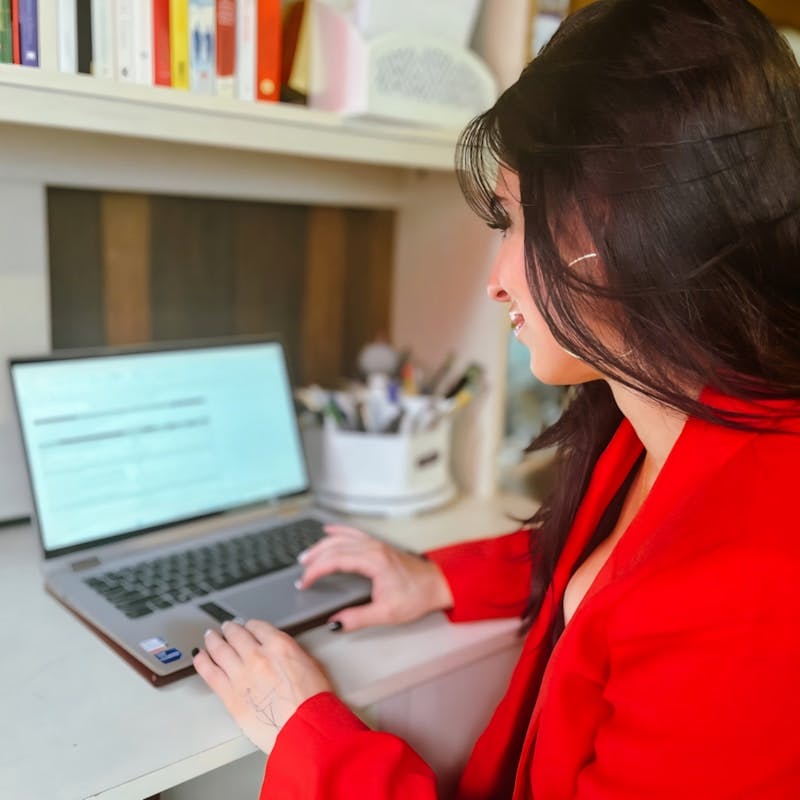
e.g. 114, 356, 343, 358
132, 0, 153, 85
189, 0, 215, 94
235, 0, 256, 101
115, 0, 135, 82
91, 0, 116, 79
57, 0, 78, 73
38, 3, 60, 70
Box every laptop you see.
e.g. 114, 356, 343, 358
9, 337, 372, 686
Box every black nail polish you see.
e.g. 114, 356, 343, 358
191, 647, 199, 657
327, 620, 343, 632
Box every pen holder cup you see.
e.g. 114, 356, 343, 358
301, 418, 456, 517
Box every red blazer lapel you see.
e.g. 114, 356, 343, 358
508, 420, 643, 799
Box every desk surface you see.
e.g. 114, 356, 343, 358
0, 493, 536, 800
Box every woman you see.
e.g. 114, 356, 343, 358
193, 0, 800, 796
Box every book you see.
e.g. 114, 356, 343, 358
0, 0, 11, 64
153, 0, 170, 85
256, 0, 280, 102
115, 0, 135, 82
18, 0, 38, 66
132, 0, 153, 84
169, 0, 189, 89
90, 0, 115, 78
38, 0, 59, 69
215, 0, 234, 97
76, 0, 91, 73
10, 0, 19, 64
234, 0, 255, 101
57, 0, 78, 72
188, 0, 214, 94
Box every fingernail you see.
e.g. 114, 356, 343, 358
233, 616, 245, 625
294, 579, 303, 590
327, 620, 343, 632
191, 647, 199, 657
297, 549, 309, 563
204, 628, 213, 637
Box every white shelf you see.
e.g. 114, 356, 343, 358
0, 63, 460, 171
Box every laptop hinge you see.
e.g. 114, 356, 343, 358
71, 556, 101, 572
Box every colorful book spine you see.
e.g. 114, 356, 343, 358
57, 0, 78, 72
0, 0, 12, 64
38, 0, 59, 69
169, 0, 189, 89
115, 0, 135, 81
18, 0, 38, 66
90, 0, 115, 78
234, 0, 255, 101
214, 0, 234, 97
255, 0, 280, 102
153, 0, 170, 85
10, 0, 20, 64
132, 0, 153, 84
188, 0, 214, 94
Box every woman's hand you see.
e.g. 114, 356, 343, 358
193, 619, 332, 755
296, 524, 454, 631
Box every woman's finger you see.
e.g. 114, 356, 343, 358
298, 545, 381, 589
203, 628, 243, 678
219, 619, 259, 659
298, 532, 355, 565
193, 648, 230, 696
322, 524, 368, 539
329, 601, 395, 633
244, 618, 284, 646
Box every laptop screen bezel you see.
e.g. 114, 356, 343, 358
8, 335, 313, 560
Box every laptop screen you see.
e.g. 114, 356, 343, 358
10, 340, 310, 556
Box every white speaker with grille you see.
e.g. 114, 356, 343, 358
309, 2, 498, 129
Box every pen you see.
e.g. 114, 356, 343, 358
443, 363, 483, 399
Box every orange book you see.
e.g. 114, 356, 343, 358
255, 0, 280, 102
153, 0, 171, 85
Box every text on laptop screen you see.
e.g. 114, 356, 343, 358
11, 341, 309, 553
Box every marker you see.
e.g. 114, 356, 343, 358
401, 362, 418, 395
443, 364, 483, 399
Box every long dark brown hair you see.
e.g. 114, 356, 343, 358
457, 0, 800, 637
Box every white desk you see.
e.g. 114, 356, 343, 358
0, 493, 536, 800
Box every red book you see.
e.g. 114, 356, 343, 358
10, 0, 19, 64
256, 0, 281, 102
153, 0, 171, 86
215, 0, 235, 95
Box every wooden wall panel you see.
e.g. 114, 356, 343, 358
48, 188, 105, 349
568, 0, 800, 28
301, 207, 348, 386
101, 193, 152, 346
47, 191, 395, 389
343, 209, 394, 380
150, 195, 235, 341
233, 201, 307, 376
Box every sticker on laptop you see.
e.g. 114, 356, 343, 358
139, 637, 183, 664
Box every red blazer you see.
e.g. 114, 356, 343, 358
261, 391, 800, 798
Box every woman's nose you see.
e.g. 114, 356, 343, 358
486, 265, 509, 303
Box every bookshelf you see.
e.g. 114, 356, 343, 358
0, 0, 532, 522
0, 63, 459, 171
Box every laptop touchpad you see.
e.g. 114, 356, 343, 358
219, 573, 370, 627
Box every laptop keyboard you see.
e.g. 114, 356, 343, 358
83, 517, 326, 620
